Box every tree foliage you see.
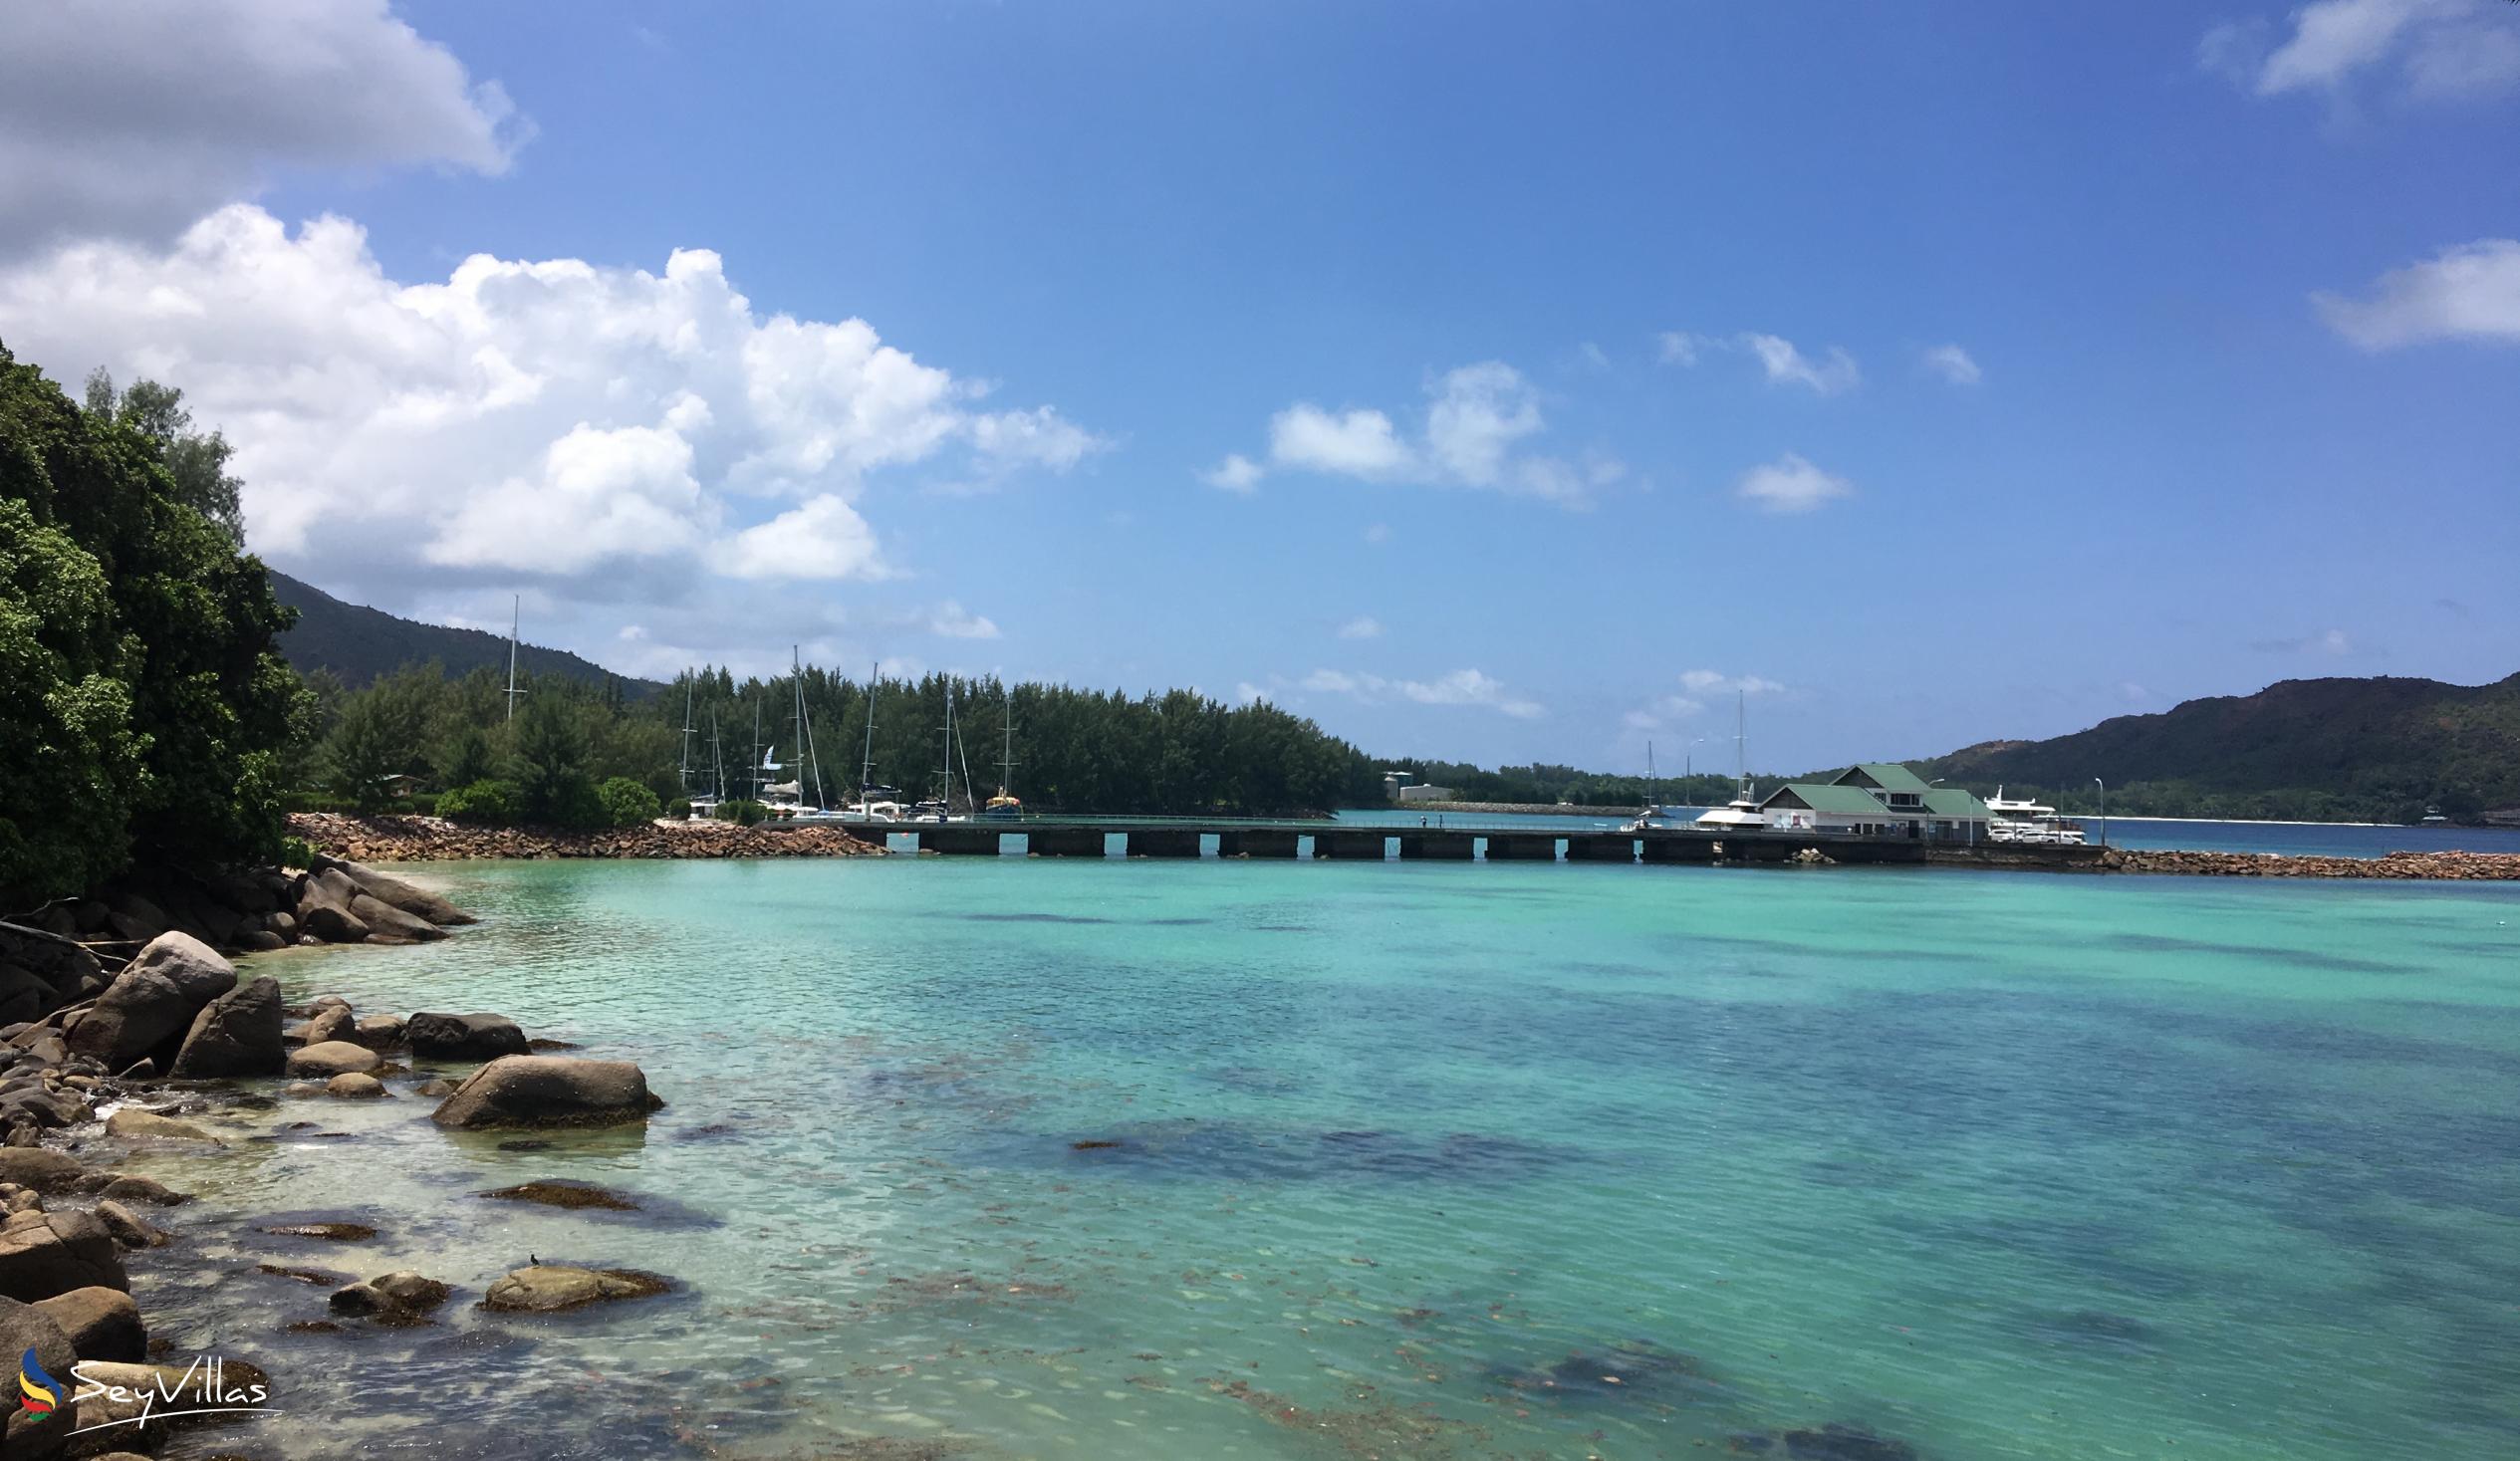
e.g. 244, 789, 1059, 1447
1, 342, 304, 906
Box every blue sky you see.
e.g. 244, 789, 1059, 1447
1, 1, 2513, 772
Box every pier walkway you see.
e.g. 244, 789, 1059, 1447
842, 816, 2111, 869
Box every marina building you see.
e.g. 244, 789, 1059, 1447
1755, 763, 1992, 840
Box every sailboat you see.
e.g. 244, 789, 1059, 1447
980, 687, 1023, 820
1621, 739, 1680, 831
1692, 692, 1769, 832
912, 684, 968, 823
835, 662, 902, 824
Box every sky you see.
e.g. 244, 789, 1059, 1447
0, 0, 2514, 774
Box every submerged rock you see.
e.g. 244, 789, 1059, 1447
259, 1222, 378, 1243
429, 1056, 663, 1130
478, 1180, 639, 1212
317, 856, 476, 926
407, 1011, 530, 1062
324, 1073, 388, 1099
480, 1263, 670, 1313
94, 1200, 166, 1250
1732, 1422, 1921, 1461
104, 1108, 223, 1144
286, 1041, 379, 1079
330, 1270, 452, 1324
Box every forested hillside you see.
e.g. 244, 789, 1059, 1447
1918, 675, 2520, 824
273, 571, 665, 694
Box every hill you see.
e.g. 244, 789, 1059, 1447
270, 571, 665, 694
1918, 674, 2520, 824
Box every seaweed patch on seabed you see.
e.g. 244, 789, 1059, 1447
1051, 1121, 1565, 1183
1208, 1375, 1491, 1460
1729, 1421, 1921, 1461
1484, 1339, 1716, 1406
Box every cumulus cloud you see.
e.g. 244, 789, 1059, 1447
1336, 615, 1384, 640
2202, 0, 2520, 104
1921, 344, 1983, 384
1740, 333, 1862, 394
0, 205, 1102, 594
1229, 362, 1616, 506
1201, 453, 1264, 493
925, 601, 1001, 639
2314, 238, 2520, 348
1735, 453, 1854, 513
0, 0, 527, 259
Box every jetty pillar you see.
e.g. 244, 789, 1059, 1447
1217, 830, 1301, 857
1483, 835, 1560, 861
1398, 833, 1474, 861
917, 827, 1003, 855
1314, 831, 1389, 860
1566, 835, 1638, 863
1026, 828, 1108, 857
1639, 836, 1716, 864
1124, 829, 1202, 858
1725, 836, 1796, 863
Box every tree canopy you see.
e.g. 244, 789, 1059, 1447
1, 342, 303, 907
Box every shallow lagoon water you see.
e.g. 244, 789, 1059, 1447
130, 856, 2520, 1460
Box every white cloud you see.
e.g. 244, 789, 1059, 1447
0, 205, 1099, 590
1739, 333, 1862, 394
723, 495, 886, 582
2313, 238, 2520, 348
1921, 344, 1983, 384
1396, 668, 1543, 718
1336, 615, 1384, 640
925, 601, 1001, 639
1233, 682, 1268, 705
1735, 453, 1854, 514
2205, 0, 2520, 104
1678, 670, 1786, 695
1363, 523, 1391, 545
1624, 694, 1708, 733
1577, 341, 1612, 370
1291, 666, 1543, 718
1656, 331, 1712, 365
1239, 362, 1609, 506
1269, 403, 1415, 479
1201, 453, 1264, 493
0, 0, 526, 259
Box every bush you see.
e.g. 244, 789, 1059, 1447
438, 778, 523, 826
279, 835, 319, 870
667, 799, 691, 819
719, 799, 768, 827
598, 776, 662, 828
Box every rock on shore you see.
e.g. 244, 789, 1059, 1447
2119, 849, 2520, 879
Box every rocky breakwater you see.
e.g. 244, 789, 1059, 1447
2118, 849, 2520, 879
290, 811, 887, 863
0, 932, 675, 1457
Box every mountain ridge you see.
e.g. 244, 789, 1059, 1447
270, 571, 666, 694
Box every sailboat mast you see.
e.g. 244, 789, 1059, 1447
860, 661, 880, 809
1735, 690, 1748, 798
792, 646, 827, 810
751, 694, 762, 804
1645, 739, 1656, 811
938, 685, 955, 813
502, 595, 523, 723
678, 681, 695, 794
999, 686, 1015, 797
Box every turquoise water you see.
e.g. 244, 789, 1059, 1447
132, 857, 2520, 1460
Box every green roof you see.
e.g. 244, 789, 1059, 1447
1834, 763, 1934, 793
1921, 787, 1992, 820
1761, 783, 1894, 816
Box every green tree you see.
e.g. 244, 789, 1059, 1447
509, 692, 602, 826
598, 776, 662, 828
323, 686, 424, 812
2, 341, 303, 895
0, 499, 146, 903
82, 368, 246, 544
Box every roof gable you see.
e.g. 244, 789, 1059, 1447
1921, 787, 1993, 819
1833, 762, 1933, 793
1762, 782, 1893, 815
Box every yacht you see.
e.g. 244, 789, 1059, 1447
1690, 693, 1769, 832
1985, 787, 2087, 845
